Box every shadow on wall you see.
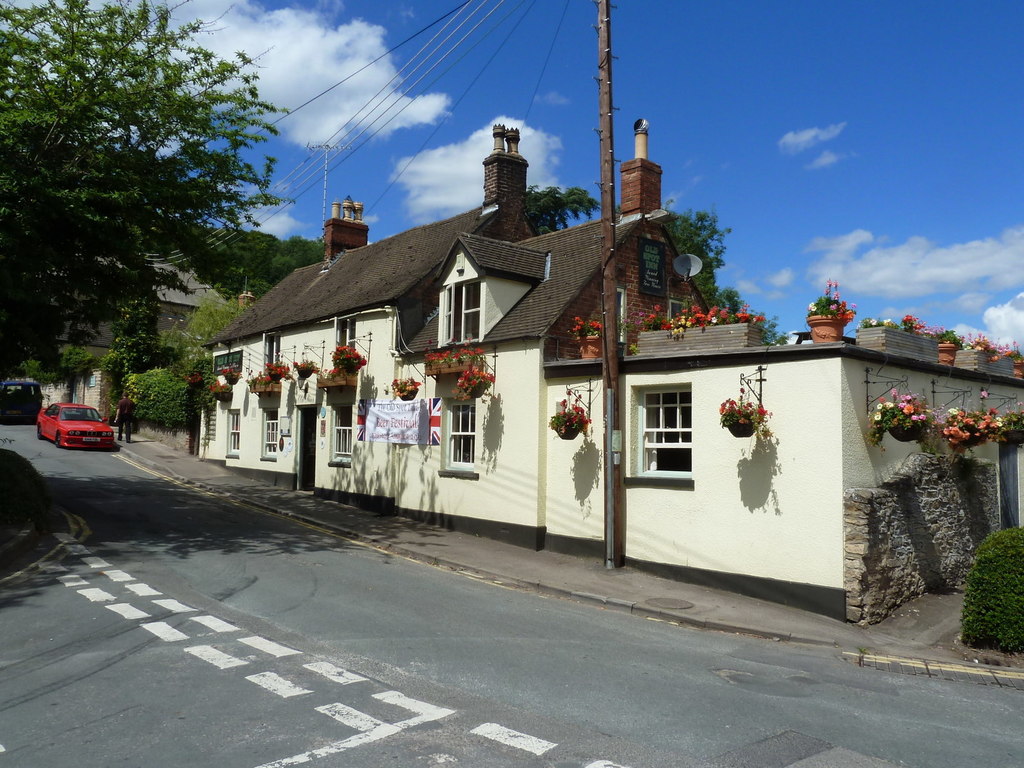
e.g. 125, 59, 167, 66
480, 394, 504, 473
737, 438, 782, 516
572, 437, 601, 518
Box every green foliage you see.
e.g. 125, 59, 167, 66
662, 208, 787, 345
525, 185, 599, 234
0, 449, 51, 531
130, 369, 191, 428
961, 527, 1024, 653
213, 231, 323, 300
104, 298, 168, 397
0, 0, 280, 372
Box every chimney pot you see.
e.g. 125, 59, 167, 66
353, 201, 364, 222
634, 118, 649, 161
506, 127, 521, 155
491, 124, 506, 154
331, 200, 341, 219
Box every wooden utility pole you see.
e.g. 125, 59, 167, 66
597, 0, 624, 568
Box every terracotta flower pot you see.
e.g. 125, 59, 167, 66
938, 342, 958, 366
726, 421, 755, 438
806, 315, 847, 343
578, 336, 601, 359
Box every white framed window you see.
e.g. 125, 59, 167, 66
333, 405, 353, 463
640, 390, 692, 475
335, 316, 356, 348
448, 403, 476, 469
444, 281, 481, 343
264, 333, 281, 365
668, 298, 686, 319
263, 409, 279, 457
227, 410, 241, 456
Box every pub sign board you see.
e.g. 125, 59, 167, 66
213, 350, 243, 372
638, 238, 666, 295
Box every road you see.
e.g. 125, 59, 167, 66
1, 426, 1020, 767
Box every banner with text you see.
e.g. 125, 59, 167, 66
357, 398, 442, 445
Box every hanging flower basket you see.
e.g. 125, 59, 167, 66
726, 421, 755, 438
220, 368, 241, 385
212, 391, 234, 402
263, 362, 291, 382
549, 399, 590, 440
453, 366, 495, 400
331, 346, 367, 375
888, 423, 926, 442
1002, 429, 1024, 445
184, 372, 205, 388
391, 377, 421, 400
293, 360, 320, 380
719, 394, 771, 440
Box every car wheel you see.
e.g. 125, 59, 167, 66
37, 424, 44, 440
55, 431, 65, 448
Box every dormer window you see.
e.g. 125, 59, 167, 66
444, 281, 481, 343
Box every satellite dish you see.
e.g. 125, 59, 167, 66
673, 253, 703, 278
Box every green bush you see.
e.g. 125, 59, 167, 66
131, 368, 191, 428
0, 449, 51, 531
961, 527, 1024, 653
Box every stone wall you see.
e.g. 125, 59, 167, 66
136, 420, 193, 454
844, 453, 1000, 624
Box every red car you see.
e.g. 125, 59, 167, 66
36, 402, 115, 450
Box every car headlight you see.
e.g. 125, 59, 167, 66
68, 430, 82, 436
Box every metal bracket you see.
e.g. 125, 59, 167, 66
865, 366, 911, 414
739, 365, 767, 408
564, 379, 596, 414
931, 379, 972, 412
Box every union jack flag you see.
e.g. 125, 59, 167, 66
356, 399, 367, 441
429, 398, 442, 446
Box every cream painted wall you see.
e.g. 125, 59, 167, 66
484, 276, 531, 336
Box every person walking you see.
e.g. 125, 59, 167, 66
115, 393, 135, 443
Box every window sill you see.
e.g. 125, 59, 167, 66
438, 469, 479, 481
260, 456, 277, 463
625, 475, 694, 490
328, 459, 352, 468
225, 453, 239, 460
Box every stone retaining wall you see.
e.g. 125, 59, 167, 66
844, 453, 999, 624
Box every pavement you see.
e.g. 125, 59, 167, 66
4, 436, 1023, 686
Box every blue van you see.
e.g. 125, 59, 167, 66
0, 381, 43, 424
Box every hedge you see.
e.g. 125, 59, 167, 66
960, 527, 1024, 653
0, 449, 51, 531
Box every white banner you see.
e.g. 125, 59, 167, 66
357, 399, 439, 445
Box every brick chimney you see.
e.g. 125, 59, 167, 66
620, 119, 662, 217
238, 290, 254, 308
323, 195, 369, 265
480, 124, 532, 242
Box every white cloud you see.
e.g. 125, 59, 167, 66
767, 268, 794, 289
394, 117, 562, 223
778, 122, 847, 155
805, 150, 843, 169
804, 226, 1024, 298
178, 1, 450, 148
983, 294, 1024, 345
254, 209, 306, 239
536, 91, 570, 106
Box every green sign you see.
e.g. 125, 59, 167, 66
213, 350, 243, 372
638, 238, 665, 295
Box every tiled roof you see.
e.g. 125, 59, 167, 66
408, 219, 640, 351
455, 232, 548, 283
210, 207, 494, 345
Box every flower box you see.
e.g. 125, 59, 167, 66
249, 381, 282, 395
317, 373, 357, 389
954, 349, 1014, 376
637, 323, 762, 356
425, 361, 472, 377
856, 327, 938, 362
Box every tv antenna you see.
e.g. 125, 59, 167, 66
307, 142, 337, 223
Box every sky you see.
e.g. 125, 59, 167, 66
171, 0, 1024, 343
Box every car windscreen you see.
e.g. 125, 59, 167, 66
60, 408, 103, 422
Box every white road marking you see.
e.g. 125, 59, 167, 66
303, 661, 366, 686
0, 743, 4, 753
39, 563, 68, 573
238, 636, 301, 657
67, 544, 90, 555
190, 615, 240, 633
102, 569, 133, 582
54, 532, 75, 542
256, 693, 453, 767
374, 691, 455, 729
57, 574, 88, 587
585, 762, 633, 768
140, 622, 189, 642
125, 583, 161, 597
246, 672, 312, 698
152, 599, 196, 613
77, 588, 115, 602
185, 645, 248, 669
470, 723, 556, 755
105, 603, 150, 620
81, 556, 111, 568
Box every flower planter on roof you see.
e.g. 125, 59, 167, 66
636, 323, 762, 357
954, 349, 1014, 376
806, 315, 848, 343
856, 327, 939, 363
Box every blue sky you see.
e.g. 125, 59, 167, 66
178, 0, 1024, 342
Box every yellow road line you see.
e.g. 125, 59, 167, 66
843, 651, 1024, 680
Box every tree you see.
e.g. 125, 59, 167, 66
663, 208, 786, 344
212, 231, 323, 300
0, 0, 281, 374
525, 186, 599, 234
